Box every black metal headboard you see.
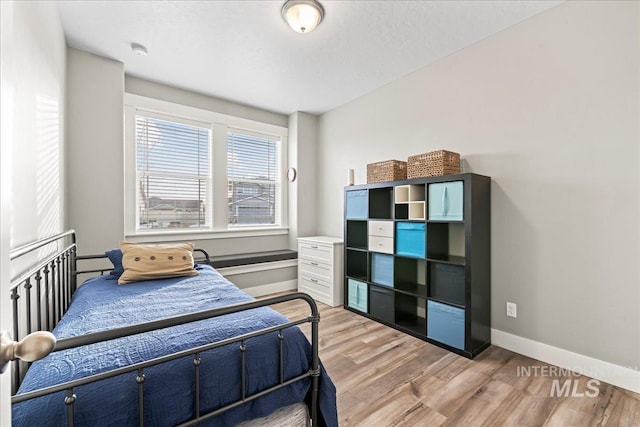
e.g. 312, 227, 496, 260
74, 248, 210, 276
7, 231, 210, 394
8, 230, 77, 391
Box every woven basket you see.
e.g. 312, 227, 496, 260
407, 150, 460, 178
367, 160, 407, 183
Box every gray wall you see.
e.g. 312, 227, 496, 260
3, 1, 67, 249
126, 76, 288, 128
288, 111, 319, 249
0, 1, 67, 422
316, 1, 639, 368
67, 49, 124, 254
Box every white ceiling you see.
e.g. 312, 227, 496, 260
59, 1, 561, 116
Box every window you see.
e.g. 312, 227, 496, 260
227, 132, 280, 226
124, 94, 288, 239
136, 115, 210, 231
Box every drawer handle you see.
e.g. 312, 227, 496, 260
378, 243, 383, 246
378, 227, 383, 230
442, 186, 448, 217
310, 278, 318, 283
310, 245, 318, 249
310, 262, 318, 266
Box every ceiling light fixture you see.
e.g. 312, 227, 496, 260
281, 0, 324, 34
131, 43, 148, 56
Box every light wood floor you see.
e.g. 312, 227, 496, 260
267, 296, 640, 427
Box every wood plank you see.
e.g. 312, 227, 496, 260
598, 386, 640, 426
342, 382, 445, 427
264, 295, 640, 426
490, 392, 562, 426
440, 379, 515, 426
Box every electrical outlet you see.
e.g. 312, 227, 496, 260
506, 302, 517, 318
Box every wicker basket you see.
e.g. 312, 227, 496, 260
367, 160, 407, 183
407, 150, 460, 178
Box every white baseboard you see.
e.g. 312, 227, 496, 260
242, 279, 297, 298
491, 328, 640, 394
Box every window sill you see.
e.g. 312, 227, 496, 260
125, 227, 289, 242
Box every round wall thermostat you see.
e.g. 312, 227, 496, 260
287, 167, 297, 182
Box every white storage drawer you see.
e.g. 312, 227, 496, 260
368, 235, 394, 254
299, 274, 332, 300
297, 237, 344, 307
368, 220, 394, 237
298, 258, 332, 281
298, 242, 332, 264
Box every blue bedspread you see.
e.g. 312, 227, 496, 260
13, 265, 337, 426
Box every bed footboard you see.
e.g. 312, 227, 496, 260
12, 292, 321, 427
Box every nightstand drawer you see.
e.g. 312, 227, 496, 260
299, 274, 332, 300
298, 242, 332, 264
368, 220, 393, 237
368, 235, 394, 254
298, 258, 332, 281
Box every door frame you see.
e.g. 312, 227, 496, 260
1, 1, 15, 423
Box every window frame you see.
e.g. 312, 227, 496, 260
124, 94, 288, 241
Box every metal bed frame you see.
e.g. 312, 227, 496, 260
6, 230, 321, 426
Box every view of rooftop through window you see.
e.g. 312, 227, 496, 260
227, 132, 279, 226
136, 115, 209, 230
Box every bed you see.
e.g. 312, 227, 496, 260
5, 231, 337, 426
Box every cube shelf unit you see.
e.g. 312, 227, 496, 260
343, 173, 491, 358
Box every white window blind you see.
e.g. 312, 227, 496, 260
136, 114, 210, 230
227, 132, 280, 226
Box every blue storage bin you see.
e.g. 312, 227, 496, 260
348, 279, 368, 312
371, 253, 393, 287
427, 300, 465, 350
346, 190, 368, 219
428, 181, 464, 221
395, 222, 425, 258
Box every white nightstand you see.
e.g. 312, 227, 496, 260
297, 236, 344, 307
